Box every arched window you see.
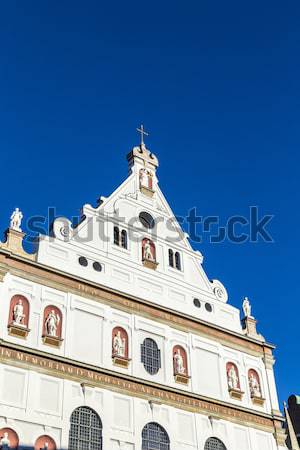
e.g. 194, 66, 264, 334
141, 338, 161, 375
142, 422, 170, 450
68, 406, 102, 450
175, 252, 181, 270
204, 437, 227, 450
121, 229, 128, 249
114, 226, 120, 245
168, 249, 174, 267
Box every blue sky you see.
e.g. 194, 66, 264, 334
0, 1, 298, 407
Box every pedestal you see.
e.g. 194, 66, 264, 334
140, 186, 155, 198
174, 373, 190, 385
112, 356, 131, 368
229, 388, 244, 400
8, 323, 30, 339
251, 395, 265, 406
142, 259, 159, 270
42, 334, 63, 348
241, 316, 265, 342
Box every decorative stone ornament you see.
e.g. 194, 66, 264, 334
139, 168, 155, 197
42, 305, 63, 348
226, 362, 244, 400
0, 428, 19, 450
248, 369, 265, 406
173, 345, 190, 385
10, 208, 23, 232
210, 279, 228, 303
142, 238, 158, 270
52, 217, 73, 242
7, 295, 30, 338
241, 297, 265, 342
112, 326, 130, 368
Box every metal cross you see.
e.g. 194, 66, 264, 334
136, 124, 149, 145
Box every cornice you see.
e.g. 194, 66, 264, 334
0, 340, 284, 435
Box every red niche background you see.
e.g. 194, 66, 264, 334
248, 368, 261, 386
173, 345, 188, 375
112, 326, 129, 358
42, 305, 62, 338
142, 238, 156, 261
0, 428, 19, 449
226, 362, 241, 389
8, 295, 30, 327
34, 435, 56, 450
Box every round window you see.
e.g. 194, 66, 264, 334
93, 262, 102, 272
205, 302, 213, 312
193, 298, 201, 308
139, 212, 155, 229
78, 256, 88, 267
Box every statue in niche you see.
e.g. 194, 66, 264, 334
242, 296, 252, 318
139, 168, 153, 190
249, 372, 261, 397
173, 349, 186, 375
113, 330, 126, 358
45, 310, 60, 337
13, 299, 25, 326
227, 365, 239, 390
0, 432, 10, 450
42, 442, 49, 450
10, 208, 23, 232
143, 239, 155, 261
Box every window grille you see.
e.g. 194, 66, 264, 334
141, 338, 161, 375
68, 406, 102, 450
204, 437, 227, 450
168, 249, 174, 267
142, 422, 170, 450
175, 252, 181, 270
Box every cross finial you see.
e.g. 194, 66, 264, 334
136, 124, 149, 146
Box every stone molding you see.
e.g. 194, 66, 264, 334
0, 342, 284, 437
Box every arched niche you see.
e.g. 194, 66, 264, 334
173, 345, 190, 385
42, 305, 63, 348
112, 326, 130, 368
226, 362, 243, 400
34, 435, 56, 450
7, 294, 30, 338
142, 238, 158, 270
0, 428, 19, 449
248, 368, 265, 405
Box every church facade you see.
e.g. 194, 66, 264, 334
0, 136, 286, 450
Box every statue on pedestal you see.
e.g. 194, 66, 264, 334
0, 432, 10, 450
173, 349, 186, 375
113, 330, 126, 358
13, 299, 25, 326
242, 297, 252, 318
10, 208, 23, 232
144, 240, 154, 261
227, 365, 239, 390
249, 372, 261, 397
45, 310, 60, 337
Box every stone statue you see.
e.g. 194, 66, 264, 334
140, 168, 152, 190
144, 240, 154, 261
43, 442, 49, 450
113, 330, 126, 357
242, 297, 252, 318
0, 432, 10, 450
10, 208, 23, 232
174, 349, 186, 375
249, 373, 261, 397
227, 365, 239, 390
13, 299, 25, 326
45, 310, 60, 337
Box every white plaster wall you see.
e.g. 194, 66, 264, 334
0, 366, 280, 450
0, 274, 278, 414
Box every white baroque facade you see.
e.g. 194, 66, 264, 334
0, 140, 286, 450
